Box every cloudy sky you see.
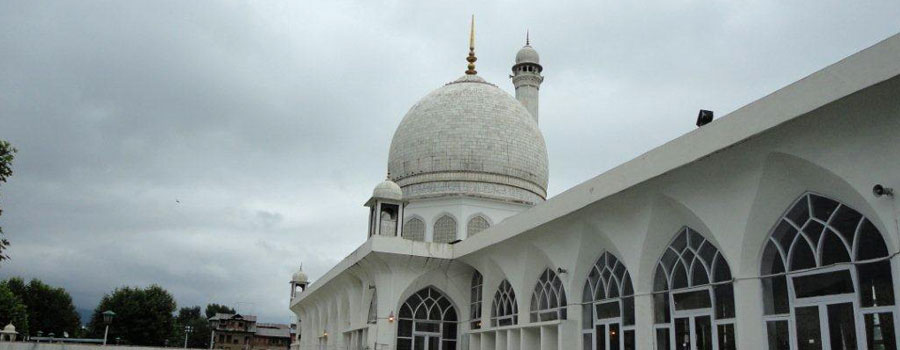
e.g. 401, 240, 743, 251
1, 1, 898, 323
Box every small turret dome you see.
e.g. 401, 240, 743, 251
292, 266, 309, 283
515, 45, 540, 64
372, 179, 403, 201
2, 324, 16, 333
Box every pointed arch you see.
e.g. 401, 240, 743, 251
760, 193, 896, 349
466, 215, 491, 237
396, 286, 458, 349
582, 252, 636, 348
653, 227, 735, 350
530, 268, 567, 322
402, 216, 425, 241
433, 215, 458, 243
491, 280, 518, 327
470, 270, 483, 329
367, 289, 377, 324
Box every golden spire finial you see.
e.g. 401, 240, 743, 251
465, 15, 477, 75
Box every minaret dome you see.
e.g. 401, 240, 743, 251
511, 32, 544, 123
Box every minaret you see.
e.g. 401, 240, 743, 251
511, 31, 544, 123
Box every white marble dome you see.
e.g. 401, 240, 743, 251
292, 267, 308, 283
515, 45, 540, 64
372, 178, 403, 200
387, 74, 549, 204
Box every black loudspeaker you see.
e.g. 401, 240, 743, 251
697, 109, 714, 127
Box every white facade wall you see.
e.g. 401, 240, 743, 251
292, 34, 900, 350
403, 197, 529, 242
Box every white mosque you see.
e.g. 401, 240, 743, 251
288, 24, 900, 350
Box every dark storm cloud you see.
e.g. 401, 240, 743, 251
1, 1, 898, 322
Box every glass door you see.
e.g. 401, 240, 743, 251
673, 316, 713, 350
413, 334, 440, 350
794, 302, 859, 350
594, 322, 621, 350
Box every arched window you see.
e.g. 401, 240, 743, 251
396, 286, 458, 350
467, 216, 490, 237
433, 215, 457, 243
402, 218, 425, 241
761, 193, 896, 350
531, 268, 567, 322
367, 290, 377, 324
582, 252, 635, 350
491, 280, 518, 327
653, 227, 735, 350
471, 271, 483, 329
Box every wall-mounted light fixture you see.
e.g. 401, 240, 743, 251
557, 267, 567, 275
388, 311, 395, 323
874, 184, 894, 198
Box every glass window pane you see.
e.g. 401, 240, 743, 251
398, 319, 412, 337
714, 284, 735, 319
675, 318, 691, 350
787, 196, 810, 225
762, 242, 785, 275
858, 261, 895, 307
827, 303, 857, 350
596, 301, 621, 319
656, 328, 670, 350
791, 240, 817, 271
857, 219, 889, 260
696, 316, 713, 350
673, 290, 712, 311
796, 306, 823, 350
583, 304, 593, 329
623, 297, 635, 326
584, 333, 593, 350
762, 276, 790, 315
596, 325, 606, 350
443, 322, 457, 339
624, 330, 635, 350
766, 320, 790, 350
673, 263, 689, 289
654, 293, 670, 324
610, 324, 620, 350
793, 270, 854, 298
820, 230, 851, 266
717, 324, 736, 350
865, 312, 896, 350
397, 338, 411, 350
654, 265, 669, 292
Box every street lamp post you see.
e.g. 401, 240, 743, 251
183, 326, 193, 349
102, 310, 116, 346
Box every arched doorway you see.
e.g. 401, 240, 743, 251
760, 193, 897, 350
397, 286, 459, 350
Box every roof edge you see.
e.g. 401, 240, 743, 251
453, 32, 900, 257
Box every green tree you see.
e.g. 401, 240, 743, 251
0, 283, 27, 334
169, 306, 211, 348
204, 303, 235, 319
5, 277, 80, 337
0, 140, 16, 261
87, 285, 176, 346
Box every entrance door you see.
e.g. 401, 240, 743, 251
672, 315, 713, 350
795, 303, 859, 350
594, 322, 621, 350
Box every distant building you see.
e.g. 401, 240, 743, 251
209, 314, 290, 350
